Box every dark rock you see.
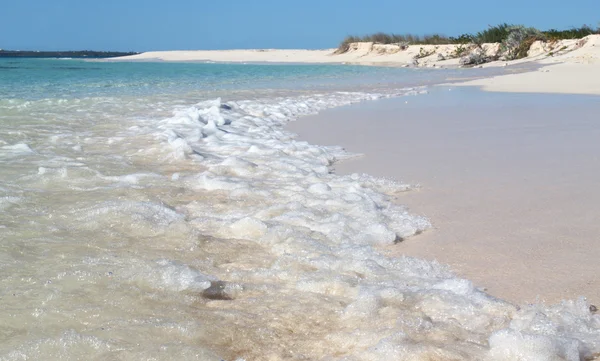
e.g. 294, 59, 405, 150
590, 305, 598, 313
202, 281, 233, 300
220, 104, 232, 110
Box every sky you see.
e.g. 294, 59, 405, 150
1, 0, 599, 51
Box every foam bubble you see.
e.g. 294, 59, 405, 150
149, 259, 214, 292
0, 143, 34, 158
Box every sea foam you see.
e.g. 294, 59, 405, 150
1, 85, 598, 360
144, 92, 599, 359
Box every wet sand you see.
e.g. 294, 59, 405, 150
288, 87, 600, 305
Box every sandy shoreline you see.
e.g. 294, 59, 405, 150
288, 88, 600, 305
118, 36, 600, 306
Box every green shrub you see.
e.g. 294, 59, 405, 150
335, 32, 456, 52
415, 47, 436, 59
474, 23, 512, 44
335, 35, 362, 54
420, 34, 452, 45
459, 48, 490, 66
452, 44, 471, 58
449, 34, 475, 44
369, 32, 395, 44
543, 26, 597, 40
501, 26, 545, 60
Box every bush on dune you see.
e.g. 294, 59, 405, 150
335, 33, 457, 53
543, 25, 599, 40
459, 47, 491, 66
501, 26, 546, 60
473, 23, 513, 44
335, 36, 363, 54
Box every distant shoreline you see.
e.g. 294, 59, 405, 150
0, 50, 139, 58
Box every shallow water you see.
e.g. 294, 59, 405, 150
0, 58, 598, 360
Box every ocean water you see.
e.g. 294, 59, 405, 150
0, 58, 598, 361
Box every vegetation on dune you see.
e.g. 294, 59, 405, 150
336, 24, 600, 60
543, 25, 599, 40
501, 25, 545, 60
339, 33, 456, 46
473, 23, 513, 44
335, 33, 468, 54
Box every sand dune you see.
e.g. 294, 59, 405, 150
454, 35, 600, 94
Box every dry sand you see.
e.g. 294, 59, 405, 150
288, 88, 600, 305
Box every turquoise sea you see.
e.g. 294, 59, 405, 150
0, 58, 598, 360
0, 58, 454, 99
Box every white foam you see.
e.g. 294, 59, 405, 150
148, 259, 214, 292
147, 92, 600, 359
0, 143, 34, 158
160, 94, 428, 245
0, 196, 21, 211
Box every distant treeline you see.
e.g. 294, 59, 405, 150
0, 50, 139, 58
337, 24, 600, 53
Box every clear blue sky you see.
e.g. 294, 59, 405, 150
2, 0, 599, 51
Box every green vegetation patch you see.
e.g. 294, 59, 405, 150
336, 23, 599, 54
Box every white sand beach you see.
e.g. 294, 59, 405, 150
288, 89, 600, 305
117, 35, 600, 305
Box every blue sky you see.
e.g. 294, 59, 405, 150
2, 0, 599, 51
